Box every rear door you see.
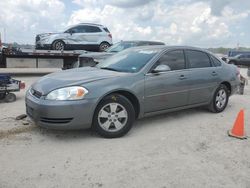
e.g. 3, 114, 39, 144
239, 54, 250, 66
144, 49, 190, 112
185, 50, 220, 105
84, 26, 102, 44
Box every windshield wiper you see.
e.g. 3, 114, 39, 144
100, 67, 120, 72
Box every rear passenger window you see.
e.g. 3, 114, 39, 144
157, 50, 185, 70
186, 50, 211, 68
211, 56, 222, 67
85, 26, 101, 33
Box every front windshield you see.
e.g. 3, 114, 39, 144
96, 48, 159, 73
105, 42, 137, 52
234, 54, 243, 58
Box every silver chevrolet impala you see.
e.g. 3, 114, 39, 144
26, 46, 240, 138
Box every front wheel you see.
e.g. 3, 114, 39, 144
93, 94, 135, 138
52, 40, 65, 51
208, 84, 229, 113
4, 93, 16, 103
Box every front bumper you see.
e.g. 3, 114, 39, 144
25, 91, 97, 130
35, 42, 51, 50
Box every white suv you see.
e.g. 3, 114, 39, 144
35, 23, 112, 52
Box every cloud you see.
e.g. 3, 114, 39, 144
0, 0, 65, 43
108, 0, 155, 8
68, 0, 249, 47
0, 0, 250, 47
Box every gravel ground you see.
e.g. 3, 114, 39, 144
0, 69, 249, 188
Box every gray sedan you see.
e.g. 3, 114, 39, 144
26, 46, 240, 138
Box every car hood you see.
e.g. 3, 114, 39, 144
38, 32, 61, 38
32, 67, 124, 95
79, 52, 115, 60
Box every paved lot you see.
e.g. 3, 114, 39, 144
0, 69, 250, 188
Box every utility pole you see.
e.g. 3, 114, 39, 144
0, 32, 2, 47
3, 27, 6, 43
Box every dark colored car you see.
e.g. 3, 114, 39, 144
228, 54, 250, 66
78, 40, 165, 67
26, 46, 240, 138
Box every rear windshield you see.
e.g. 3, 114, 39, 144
103, 27, 110, 33
106, 42, 137, 53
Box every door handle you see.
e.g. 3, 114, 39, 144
211, 71, 218, 76
179, 75, 187, 80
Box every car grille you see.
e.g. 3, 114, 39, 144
26, 105, 34, 119
30, 88, 42, 99
40, 117, 73, 124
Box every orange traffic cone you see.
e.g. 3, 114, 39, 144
228, 109, 247, 139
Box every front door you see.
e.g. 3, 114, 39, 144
144, 50, 189, 113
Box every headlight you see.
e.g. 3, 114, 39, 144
45, 86, 88, 100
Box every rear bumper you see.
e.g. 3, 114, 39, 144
25, 90, 97, 130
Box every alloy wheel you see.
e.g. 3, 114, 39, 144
215, 89, 227, 109
98, 103, 128, 132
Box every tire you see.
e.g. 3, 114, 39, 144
4, 93, 16, 103
0, 93, 6, 100
99, 42, 110, 52
93, 94, 135, 138
52, 40, 65, 51
208, 84, 229, 113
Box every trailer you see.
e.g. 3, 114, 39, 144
0, 74, 25, 102
0, 48, 87, 69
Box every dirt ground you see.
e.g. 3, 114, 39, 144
0, 69, 250, 188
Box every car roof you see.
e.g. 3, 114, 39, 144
118, 40, 165, 44
127, 45, 212, 53
77, 23, 105, 27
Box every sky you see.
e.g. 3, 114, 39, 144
0, 0, 249, 47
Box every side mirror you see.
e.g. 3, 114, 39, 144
152, 64, 171, 73
221, 57, 227, 62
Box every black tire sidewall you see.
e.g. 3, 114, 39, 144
0, 93, 6, 100
53, 41, 65, 50
5, 93, 16, 103
93, 94, 135, 138
211, 85, 229, 113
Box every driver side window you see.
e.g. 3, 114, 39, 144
153, 50, 186, 71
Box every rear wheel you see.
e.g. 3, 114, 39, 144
52, 40, 65, 51
93, 94, 135, 138
208, 84, 229, 113
99, 42, 110, 52
4, 93, 16, 103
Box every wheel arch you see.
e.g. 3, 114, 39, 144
51, 39, 66, 49
220, 81, 232, 94
100, 41, 111, 45
94, 89, 141, 119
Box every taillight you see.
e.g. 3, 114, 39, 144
20, 82, 25, 89
108, 33, 112, 38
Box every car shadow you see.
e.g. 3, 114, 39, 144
133, 107, 208, 130
31, 107, 210, 140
